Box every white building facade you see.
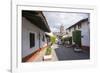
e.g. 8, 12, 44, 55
66, 18, 90, 48
22, 11, 50, 61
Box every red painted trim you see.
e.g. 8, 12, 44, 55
22, 45, 48, 62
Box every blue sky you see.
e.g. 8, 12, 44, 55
43, 11, 89, 32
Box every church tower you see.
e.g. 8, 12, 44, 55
60, 24, 64, 36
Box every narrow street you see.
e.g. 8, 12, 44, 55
54, 44, 89, 61
24, 44, 89, 62
22, 10, 90, 62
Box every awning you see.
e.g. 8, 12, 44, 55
62, 35, 68, 39
45, 32, 54, 37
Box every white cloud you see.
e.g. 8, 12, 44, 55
43, 11, 89, 32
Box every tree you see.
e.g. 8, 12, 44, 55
50, 35, 56, 45
72, 30, 81, 47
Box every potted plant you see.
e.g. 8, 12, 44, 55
43, 33, 56, 61
43, 46, 52, 61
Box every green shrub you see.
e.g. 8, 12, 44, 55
50, 35, 56, 45
45, 47, 52, 55
72, 30, 81, 47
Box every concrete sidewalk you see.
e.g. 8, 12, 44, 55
51, 45, 58, 61
27, 45, 58, 62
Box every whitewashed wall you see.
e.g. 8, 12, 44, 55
66, 21, 90, 47
22, 17, 47, 58
81, 21, 90, 47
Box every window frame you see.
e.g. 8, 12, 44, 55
29, 32, 35, 48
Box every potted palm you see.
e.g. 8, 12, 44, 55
43, 33, 56, 61
43, 46, 52, 61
